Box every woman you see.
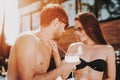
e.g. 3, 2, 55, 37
67, 12, 116, 80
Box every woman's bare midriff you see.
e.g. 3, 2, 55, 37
74, 67, 104, 80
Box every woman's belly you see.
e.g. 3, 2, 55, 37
74, 69, 104, 80
75, 74, 103, 80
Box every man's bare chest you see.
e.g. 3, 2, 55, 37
35, 46, 52, 73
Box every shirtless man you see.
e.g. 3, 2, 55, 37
7, 4, 79, 80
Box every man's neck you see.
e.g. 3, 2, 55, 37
36, 28, 53, 44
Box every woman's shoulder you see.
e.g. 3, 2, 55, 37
106, 45, 114, 53
102, 45, 114, 51
103, 45, 116, 60
101, 45, 115, 55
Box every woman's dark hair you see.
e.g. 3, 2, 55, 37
74, 12, 107, 44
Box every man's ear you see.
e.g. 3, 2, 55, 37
51, 18, 59, 30
53, 18, 59, 25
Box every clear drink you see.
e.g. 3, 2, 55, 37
65, 54, 79, 80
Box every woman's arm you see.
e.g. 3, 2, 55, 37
49, 40, 67, 80
49, 40, 61, 67
105, 46, 116, 80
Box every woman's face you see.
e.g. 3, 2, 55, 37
74, 20, 89, 42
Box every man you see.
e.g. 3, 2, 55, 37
7, 4, 79, 80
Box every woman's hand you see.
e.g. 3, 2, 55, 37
49, 40, 59, 55
49, 40, 61, 67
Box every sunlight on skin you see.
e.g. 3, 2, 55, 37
0, 0, 19, 45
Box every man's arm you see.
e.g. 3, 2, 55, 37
7, 45, 18, 80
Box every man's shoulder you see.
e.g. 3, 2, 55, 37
15, 31, 38, 46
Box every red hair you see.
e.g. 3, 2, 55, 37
40, 4, 69, 28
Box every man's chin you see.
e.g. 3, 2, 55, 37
52, 36, 61, 41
